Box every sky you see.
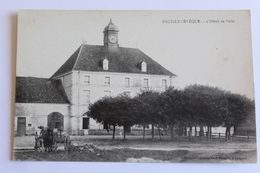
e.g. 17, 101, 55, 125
16, 10, 254, 98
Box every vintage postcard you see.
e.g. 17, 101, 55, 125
13, 10, 256, 163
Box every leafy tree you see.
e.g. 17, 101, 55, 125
224, 93, 254, 139
113, 94, 137, 140
131, 96, 149, 140
136, 90, 162, 140
87, 97, 117, 140
162, 87, 184, 140
183, 85, 228, 138
87, 95, 136, 140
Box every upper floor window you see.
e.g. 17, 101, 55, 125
141, 61, 147, 72
103, 58, 109, 70
143, 78, 149, 88
104, 76, 110, 86
162, 79, 167, 89
83, 75, 90, 85
125, 77, 130, 87
82, 90, 91, 103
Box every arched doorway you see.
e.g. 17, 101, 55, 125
47, 112, 64, 130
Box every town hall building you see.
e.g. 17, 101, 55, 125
15, 19, 176, 136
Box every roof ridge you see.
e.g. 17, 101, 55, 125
52, 79, 71, 104
50, 45, 82, 78
72, 44, 84, 70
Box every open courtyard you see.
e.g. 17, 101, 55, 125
13, 135, 257, 163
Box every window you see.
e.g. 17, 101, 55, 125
103, 58, 109, 70
123, 91, 131, 97
82, 117, 89, 129
104, 77, 110, 86
83, 75, 90, 85
141, 61, 147, 72
125, 77, 130, 87
82, 90, 90, 103
143, 78, 149, 88
162, 79, 167, 89
104, 90, 111, 97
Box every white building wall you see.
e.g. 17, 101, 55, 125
56, 70, 175, 133
15, 103, 70, 135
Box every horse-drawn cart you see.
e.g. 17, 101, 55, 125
34, 127, 70, 152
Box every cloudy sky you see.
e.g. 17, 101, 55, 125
16, 10, 254, 98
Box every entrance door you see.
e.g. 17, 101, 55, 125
17, 117, 26, 136
82, 117, 89, 129
47, 112, 64, 130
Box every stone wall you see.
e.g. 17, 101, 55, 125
15, 103, 70, 135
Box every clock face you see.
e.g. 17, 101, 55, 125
108, 35, 117, 43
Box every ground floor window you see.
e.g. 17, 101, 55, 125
82, 117, 90, 129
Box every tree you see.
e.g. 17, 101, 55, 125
131, 96, 149, 140
87, 94, 136, 140
224, 93, 254, 139
113, 94, 137, 140
87, 97, 118, 140
162, 87, 184, 140
183, 85, 228, 139
136, 90, 163, 140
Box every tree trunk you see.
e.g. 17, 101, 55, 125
199, 125, 204, 136
184, 126, 187, 136
178, 124, 183, 136
209, 126, 212, 139
233, 125, 237, 135
112, 125, 116, 140
143, 125, 145, 141
225, 126, 231, 141
195, 126, 197, 137
170, 124, 174, 141
123, 125, 126, 141
207, 125, 210, 140
158, 125, 162, 140
189, 126, 192, 137
152, 124, 154, 140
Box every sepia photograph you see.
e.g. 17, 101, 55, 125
13, 10, 256, 163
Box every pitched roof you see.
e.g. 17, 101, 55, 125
51, 44, 176, 78
16, 77, 70, 104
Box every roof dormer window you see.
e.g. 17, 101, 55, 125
103, 58, 109, 70
141, 61, 147, 72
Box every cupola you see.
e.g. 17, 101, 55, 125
103, 19, 119, 47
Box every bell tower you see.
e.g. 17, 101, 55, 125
103, 19, 119, 47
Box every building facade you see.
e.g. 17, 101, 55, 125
15, 20, 176, 135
